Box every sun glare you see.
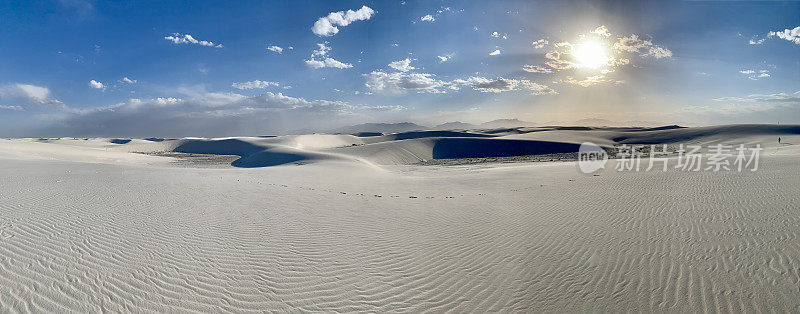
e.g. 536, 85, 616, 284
573, 40, 610, 69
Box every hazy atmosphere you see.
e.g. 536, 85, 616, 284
1, 0, 798, 137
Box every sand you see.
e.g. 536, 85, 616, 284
0, 125, 799, 312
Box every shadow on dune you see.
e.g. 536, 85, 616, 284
391, 131, 495, 141
612, 124, 800, 144
431, 138, 582, 159
110, 139, 132, 144
173, 139, 310, 168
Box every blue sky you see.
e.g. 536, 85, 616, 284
0, 0, 798, 137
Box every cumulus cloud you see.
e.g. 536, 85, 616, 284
312, 5, 375, 36
305, 43, 353, 69
437, 54, 453, 62
532, 39, 548, 49
388, 58, 415, 72
88, 80, 105, 90
613, 34, 672, 58
489, 49, 501, 56
364, 71, 456, 94
767, 26, 800, 45
739, 69, 770, 80
120, 77, 136, 84
232, 80, 280, 90
164, 33, 223, 48
305, 58, 353, 69
420, 14, 435, 22
267, 45, 283, 53
0, 84, 64, 107
522, 64, 553, 73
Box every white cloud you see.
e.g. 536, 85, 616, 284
522, 64, 553, 73
420, 14, 435, 22
120, 77, 136, 84
749, 37, 766, 45
457, 77, 556, 95
437, 54, 453, 62
305, 58, 352, 69
767, 26, 800, 44
491, 31, 508, 39
0, 84, 63, 107
532, 39, 548, 49
164, 33, 223, 48
388, 58, 415, 72
613, 34, 672, 58
267, 45, 283, 53
0, 105, 24, 111
364, 71, 555, 95
88, 80, 105, 90
489, 49, 501, 56
364, 71, 456, 94
232, 80, 280, 90
590, 25, 611, 37
647, 46, 673, 58
305, 43, 353, 69
311, 5, 375, 37
739, 69, 770, 80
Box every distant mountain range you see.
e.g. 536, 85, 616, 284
329, 118, 665, 134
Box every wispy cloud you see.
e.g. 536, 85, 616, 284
267, 45, 283, 53
119, 77, 136, 84
522, 64, 553, 73
232, 80, 280, 90
0, 104, 24, 111
437, 54, 453, 62
0, 84, 64, 107
739, 69, 770, 80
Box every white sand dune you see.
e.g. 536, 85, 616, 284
1, 124, 799, 311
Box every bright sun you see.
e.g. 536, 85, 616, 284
573, 40, 610, 69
